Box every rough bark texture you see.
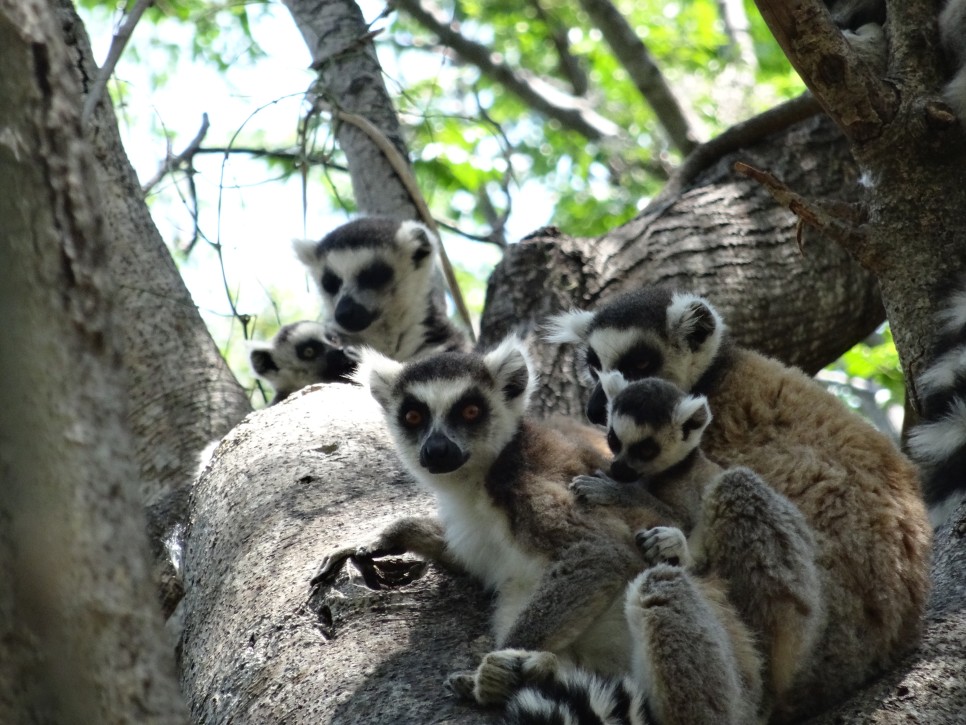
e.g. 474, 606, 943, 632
180, 385, 493, 724
0, 0, 186, 720
481, 113, 883, 417
283, 0, 421, 218
56, 0, 252, 508
751, 0, 966, 417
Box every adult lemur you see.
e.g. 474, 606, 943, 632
546, 287, 931, 721
248, 321, 355, 404
313, 338, 763, 724
294, 218, 469, 362
908, 282, 966, 527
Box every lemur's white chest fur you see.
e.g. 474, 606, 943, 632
434, 484, 548, 644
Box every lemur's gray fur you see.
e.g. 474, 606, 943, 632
248, 321, 355, 404
572, 373, 822, 717
312, 338, 761, 725
546, 287, 930, 721
293, 218, 469, 362
907, 280, 966, 528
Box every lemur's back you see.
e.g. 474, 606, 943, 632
705, 347, 930, 719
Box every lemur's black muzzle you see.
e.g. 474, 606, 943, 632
335, 297, 377, 332
420, 432, 470, 474
609, 459, 639, 483
586, 383, 608, 426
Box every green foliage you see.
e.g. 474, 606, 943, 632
835, 325, 905, 403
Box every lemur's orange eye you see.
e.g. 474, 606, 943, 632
404, 410, 423, 427
462, 404, 481, 422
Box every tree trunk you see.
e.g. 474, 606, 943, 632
481, 113, 882, 418
0, 0, 186, 720
283, 0, 422, 218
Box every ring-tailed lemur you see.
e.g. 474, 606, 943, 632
907, 282, 966, 528
312, 338, 761, 724
293, 218, 469, 362
573, 372, 822, 713
546, 287, 931, 722
941, 0, 966, 123
248, 321, 356, 404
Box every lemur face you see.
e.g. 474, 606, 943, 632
599, 372, 711, 481
545, 288, 724, 426
359, 337, 533, 483
294, 218, 436, 343
249, 321, 356, 403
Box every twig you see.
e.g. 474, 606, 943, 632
141, 114, 210, 195
734, 161, 873, 262
82, 0, 154, 126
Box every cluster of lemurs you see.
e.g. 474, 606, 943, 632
252, 207, 964, 722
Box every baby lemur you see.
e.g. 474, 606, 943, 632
294, 217, 469, 362
573, 372, 821, 716
248, 321, 355, 404
313, 338, 762, 725
547, 287, 931, 721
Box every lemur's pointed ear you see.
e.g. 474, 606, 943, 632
395, 221, 437, 266
483, 336, 535, 404
249, 346, 278, 376
543, 309, 595, 344
354, 348, 403, 410
674, 393, 711, 440
598, 369, 629, 402
667, 293, 723, 352
292, 238, 320, 267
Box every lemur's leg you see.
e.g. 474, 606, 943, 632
625, 564, 760, 725
696, 466, 824, 697
499, 538, 642, 653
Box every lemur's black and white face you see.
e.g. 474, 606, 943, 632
249, 321, 356, 404
359, 337, 533, 483
294, 218, 436, 345
545, 288, 724, 426
598, 372, 711, 482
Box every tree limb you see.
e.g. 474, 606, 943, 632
576, 0, 698, 154
81, 0, 153, 125
753, 0, 897, 143
393, 0, 623, 141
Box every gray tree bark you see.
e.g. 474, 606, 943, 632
0, 0, 187, 720
283, 0, 421, 218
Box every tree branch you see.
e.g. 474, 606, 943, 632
141, 113, 210, 195
576, 0, 698, 154
82, 0, 153, 125
393, 0, 623, 141
753, 0, 897, 143
733, 161, 876, 266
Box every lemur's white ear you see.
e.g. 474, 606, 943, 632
483, 336, 535, 404
248, 342, 278, 377
598, 369, 629, 401
674, 393, 712, 440
293, 238, 321, 267
543, 309, 595, 344
353, 348, 403, 409
395, 220, 437, 266
667, 293, 723, 351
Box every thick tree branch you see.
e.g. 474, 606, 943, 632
754, 0, 897, 143
394, 0, 622, 141
577, 0, 698, 154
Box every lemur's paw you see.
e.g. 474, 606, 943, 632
569, 472, 621, 505
636, 526, 691, 568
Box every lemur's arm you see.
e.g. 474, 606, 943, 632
499, 537, 642, 653
310, 515, 459, 588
